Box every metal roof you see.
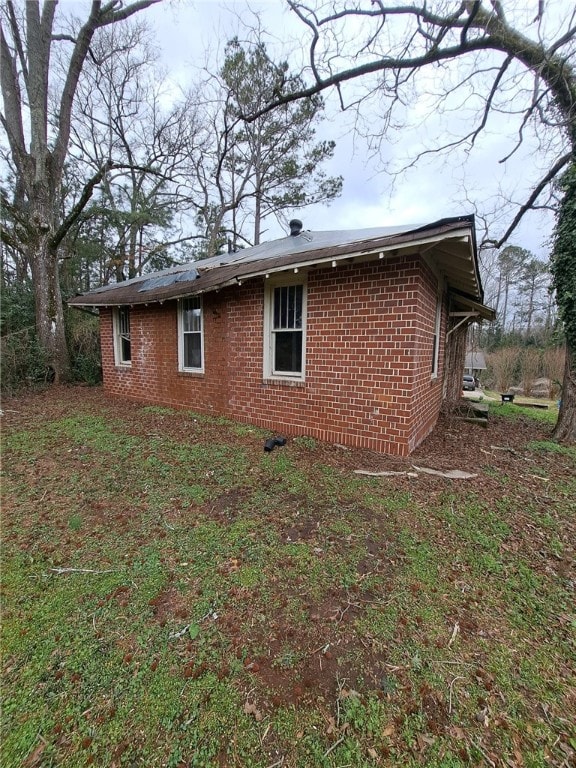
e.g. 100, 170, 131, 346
69, 216, 491, 311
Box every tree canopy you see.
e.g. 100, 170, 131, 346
191, 37, 342, 257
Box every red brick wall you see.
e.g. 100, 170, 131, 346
101, 293, 230, 413
100, 256, 448, 455
408, 261, 446, 452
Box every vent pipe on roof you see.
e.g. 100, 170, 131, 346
289, 219, 303, 236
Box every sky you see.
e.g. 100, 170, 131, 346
50, 0, 565, 269
139, 0, 561, 264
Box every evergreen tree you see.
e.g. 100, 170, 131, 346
193, 38, 342, 254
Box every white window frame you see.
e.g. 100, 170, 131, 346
113, 306, 131, 366
431, 285, 443, 378
178, 296, 204, 373
263, 274, 307, 382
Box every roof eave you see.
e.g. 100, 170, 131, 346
68, 217, 484, 308
449, 291, 496, 321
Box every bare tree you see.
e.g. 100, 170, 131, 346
69, 20, 196, 282
488, 347, 520, 393
515, 257, 549, 335
245, 1, 575, 441
0, 0, 161, 381
493, 246, 530, 332
520, 347, 541, 397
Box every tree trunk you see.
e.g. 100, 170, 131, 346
254, 166, 262, 245
552, 343, 576, 442
206, 210, 225, 258
23, 174, 71, 382
254, 191, 261, 245
29, 236, 70, 383
502, 281, 510, 332
442, 322, 468, 406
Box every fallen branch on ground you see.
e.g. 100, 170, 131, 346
354, 469, 416, 477
169, 625, 190, 640
448, 675, 465, 715
49, 567, 118, 575
323, 735, 345, 758
448, 621, 460, 647
354, 466, 477, 479
471, 739, 497, 767
412, 466, 478, 479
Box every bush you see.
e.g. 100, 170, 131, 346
0, 281, 102, 392
520, 348, 541, 397
0, 327, 49, 394
0, 281, 51, 393
68, 312, 102, 385
487, 347, 521, 391
542, 346, 565, 399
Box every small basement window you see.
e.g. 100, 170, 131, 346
178, 297, 204, 372
113, 306, 131, 366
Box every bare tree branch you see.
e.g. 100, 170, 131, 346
0, 24, 27, 166
470, 54, 512, 148
484, 153, 572, 248
51, 161, 113, 250
548, 24, 576, 57
6, 1, 28, 84
53, 0, 162, 175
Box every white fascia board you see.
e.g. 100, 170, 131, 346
238, 230, 473, 283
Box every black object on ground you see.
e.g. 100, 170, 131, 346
264, 436, 287, 452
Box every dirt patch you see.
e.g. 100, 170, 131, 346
148, 586, 190, 624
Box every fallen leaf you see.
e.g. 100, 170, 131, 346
475, 708, 490, 726
23, 742, 46, 767
417, 733, 436, 751
382, 723, 395, 737
339, 687, 360, 700
243, 701, 263, 721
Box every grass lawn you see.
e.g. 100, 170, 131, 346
1, 387, 575, 767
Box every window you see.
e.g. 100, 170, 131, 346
179, 297, 203, 371
264, 278, 306, 380
431, 288, 442, 377
113, 306, 131, 366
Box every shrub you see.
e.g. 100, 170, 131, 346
0, 327, 49, 394
487, 347, 520, 391
520, 348, 541, 397
542, 346, 565, 399
68, 312, 102, 385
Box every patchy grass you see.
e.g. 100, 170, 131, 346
526, 439, 576, 458
1, 387, 575, 768
482, 393, 559, 425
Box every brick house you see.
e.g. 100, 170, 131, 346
69, 216, 494, 456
